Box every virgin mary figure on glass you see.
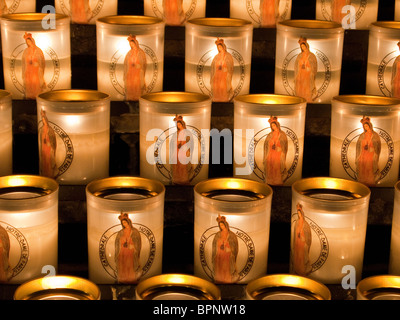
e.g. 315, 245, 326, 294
355, 116, 381, 186
0, 0, 8, 15
331, 0, 351, 24
0, 224, 11, 283
210, 38, 234, 102
294, 37, 317, 103
163, 0, 186, 26
212, 214, 239, 284
39, 109, 59, 179
70, 0, 92, 24
169, 115, 194, 185
263, 116, 288, 185
124, 34, 147, 101
391, 42, 400, 98
259, 0, 280, 27
114, 212, 142, 284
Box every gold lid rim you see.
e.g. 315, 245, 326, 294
332, 94, 400, 106
233, 94, 307, 106
37, 89, 110, 103
140, 91, 211, 104
371, 21, 400, 30
278, 19, 343, 30
186, 17, 253, 28
97, 15, 164, 25
0, 175, 58, 200
1, 13, 69, 22
357, 275, 400, 299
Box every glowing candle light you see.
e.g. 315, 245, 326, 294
0, 91, 12, 176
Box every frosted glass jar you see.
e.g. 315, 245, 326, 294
86, 176, 165, 284
0, 0, 36, 15
143, 0, 206, 26
366, 22, 400, 98
291, 177, 370, 284
96, 15, 165, 101
0, 91, 12, 177
389, 181, 400, 275
275, 20, 344, 104
330, 95, 400, 187
36, 90, 110, 185
139, 91, 211, 186
0, 175, 58, 284
0, 13, 71, 99
185, 18, 253, 102
55, 0, 118, 24
230, 0, 292, 28
233, 94, 306, 186
194, 178, 273, 284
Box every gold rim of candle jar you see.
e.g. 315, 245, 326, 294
1, 13, 70, 23
38, 89, 110, 103
97, 15, 164, 26
141, 91, 211, 104
332, 95, 400, 106
13, 275, 101, 300
357, 275, 400, 300
187, 17, 253, 28
246, 274, 331, 300
292, 177, 370, 206
277, 19, 343, 31
135, 274, 221, 300
234, 94, 306, 106
370, 21, 400, 32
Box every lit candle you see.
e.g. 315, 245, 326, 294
0, 13, 71, 100
291, 177, 370, 284
275, 20, 344, 104
330, 95, 400, 187
233, 94, 306, 186
36, 90, 110, 185
246, 274, 331, 300
86, 176, 165, 284
96, 15, 165, 101
315, 0, 378, 30
230, 0, 292, 28
185, 18, 253, 102
194, 178, 273, 284
139, 92, 211, 186
0, 0, 36, 15
357, 275, 400, 300
143, 0, 206, 26
0, 90, 12, 176
55, 0, 118, 24
0, 175, 58, 284
389, 181, 400, 274
136, 274, 221, 300
366, 22, 400, 98
14, 275, 101, 300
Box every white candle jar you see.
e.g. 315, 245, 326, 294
14, 275, 101, 300
185, 18, 253, 102
389, 181, 400, 274
397, 0, 400, 21
366, 22, 400, 98
230, 0, 292, 28
86, 176, 165, 284
96, 15, 165, 101
135, 274, 221, 300
290, 177, 370, 284
0, 13, 71, 100
139, 92, 211, 186
245, 274, 331, 300
0, 0, 36, 15
357, 275, 400, 300
143, 0, 206, 26
0, 175, 58, 284
36, 90, 110, 185
233, 94, 306, 186
0, 90, 12, 177
194, 178, 273, 284
55, 0, 118, 24
275, 20, 344, 104
330, 95, 400, 187
316, 0, 378, 30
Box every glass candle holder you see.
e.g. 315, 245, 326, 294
135, 274, 221, 300
96, 15, 165, 101
139, 92, 211, 186
0, 13, 71, 100
0, 0, 36, 15
14, 275, 101, 300
0, 175, 58, 284
245, 274, 331, 300
316, 0, 378, 30
185, 18, 253, 102
194, 178, 273, 284
233, 94, 307, 186
55, 0, 118, 24
275, 20, 344, 104
230, 0, 292, 28
330, 95, 400, 187
389, 181, 400, 274
366, 22, 400, 98
357, 275, 400, 300
143, 0, 206, 26
0, 90, 12, 177
397, 0, 400, 21
86, 176, 165, 284
36, 90, 110, 185
290, 177, 370, 284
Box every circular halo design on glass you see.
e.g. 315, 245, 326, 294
3, 0, 22, 14
150, 0, 198, 21
320, 0, 367, 22
57, 0, 105, 21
